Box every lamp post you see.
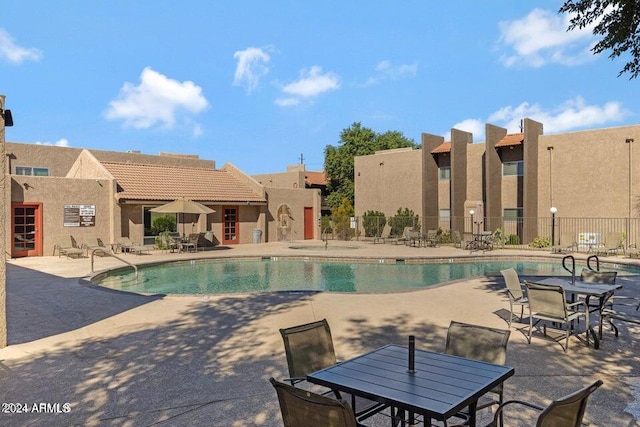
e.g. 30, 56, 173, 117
469, 209, 475, 236
626, 138, 634, 250
550, 206, 557, 247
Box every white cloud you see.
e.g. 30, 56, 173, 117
488, 97, 626, 134
35, 138, 70, 147
0, 29, 42, 64
446, 119, 484, 141
274, 97, 301, 107
233, 47, 271, 93
363, 60, 418, 86
449, 97, 626, 141
192, 124, 203, 137
276, 66, 339, 107
497, 8, 595, 68
105, 67, 209, 129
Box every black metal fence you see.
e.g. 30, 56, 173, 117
322, 215, 640, 249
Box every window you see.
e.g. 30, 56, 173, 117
15, 166, 49, 176
502, 161, 523, 176
439, 166, 451, 180
439, 209, 451, 220
503, 208, 523, 222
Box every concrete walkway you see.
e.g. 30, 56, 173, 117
1, 241, 640, 426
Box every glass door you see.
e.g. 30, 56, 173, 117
12, 203, 42, 257
223, 206, 239, 244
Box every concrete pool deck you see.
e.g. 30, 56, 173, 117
1, 241, 640, 426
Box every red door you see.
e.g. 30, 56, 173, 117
12, 203, 43, 257
304, 207, 314, 240
222, 206, 239, 244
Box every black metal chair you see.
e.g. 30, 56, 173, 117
444, 321, 511, 426
279, 319, 386, 424
270, 377, 358, 427
489, 379, 603, 427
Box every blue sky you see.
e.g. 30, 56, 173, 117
2, 1, 636, 174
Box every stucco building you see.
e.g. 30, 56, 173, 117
355, 119, 640, 247
4, 142, 321, 258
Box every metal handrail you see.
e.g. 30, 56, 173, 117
90, 248, 138, 278
562, 255, 576, 286
586, 255, 600, 272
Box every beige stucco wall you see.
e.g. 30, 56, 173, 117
263, 187, 320, 242
252, 170, 306, 190
354, 148, 422, 218
10, 175, 114, 256
466, 143, 485, 203
5, 142, 216, 177
0, 95, 7, 347
537, 125, 640, 219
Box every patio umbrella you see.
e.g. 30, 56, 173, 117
150, 199, 215, 237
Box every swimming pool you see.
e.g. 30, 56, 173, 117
92, 257, 640, 295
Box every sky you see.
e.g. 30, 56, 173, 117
1, 1, 637, 175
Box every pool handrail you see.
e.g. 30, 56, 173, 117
562, 255, 576, 286
90, 248, 138, 278
587, 255, 601, 272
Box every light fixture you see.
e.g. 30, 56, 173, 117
550, 207, 557, 248
0, 106, 12, 127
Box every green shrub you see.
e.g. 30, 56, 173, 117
505, 234, 520, 245
529, 236, 551, 248
151, 215, 177, 235
388, 207, 420, 237
331, 198, 356, 240
362, 210, 386, 237
438, 228, 452, 243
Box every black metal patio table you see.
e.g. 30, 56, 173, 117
307, 344, 514, 427
536, 277, 622, 349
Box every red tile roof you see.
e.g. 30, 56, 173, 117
495, 133, 524, 148
102, 162, 266, 203
431, 142, 451, 154
305, 171, 327, 186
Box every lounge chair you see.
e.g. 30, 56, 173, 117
594, 231, 624, 256
279, 319, 386, 423
552, 231, 577, 253
524, 281, 589, 351
82, 233, 107, 255
444, 321, 511, 426
53, 235, 85, 258
117, 237, 151, 255
500, 268, 529, 327
490, 380, 603, 427
423, 229, 439, 247
373, 224, 391, 244
270, 377, 359, 427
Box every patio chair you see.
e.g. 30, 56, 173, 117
595, 231, 624, 256
453, 230, 464, 249
444, 321, 511, 426
279, 319, 386, 423
117, 237, 151, 255
181, 233, 199, 252
269, 377, 358, 427
53, 235, 85, 258
424, 229, 439, 247
82, 233, 107, 256
500, 268, 529, 327
552, 231, 577, 254
373, 224, 391, 244
524, 281, 589, 352
489, 379, 603, 427
600, 295, 640, 337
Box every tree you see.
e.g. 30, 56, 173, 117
559, 0, 640, 78
324, 122, 416, 208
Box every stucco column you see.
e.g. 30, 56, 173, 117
0, 95, 8, 348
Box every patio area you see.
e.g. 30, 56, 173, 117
1, 241, 639, 426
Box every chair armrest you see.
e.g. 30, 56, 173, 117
489, 399, 545, 426
567, 300, 586, 310
608, 296, 640, 310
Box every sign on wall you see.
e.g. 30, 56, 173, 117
64, 204, 96, 227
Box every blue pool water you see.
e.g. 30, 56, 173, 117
93, 258, 640, 295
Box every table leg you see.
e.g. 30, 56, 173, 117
468, 401, 477, 427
